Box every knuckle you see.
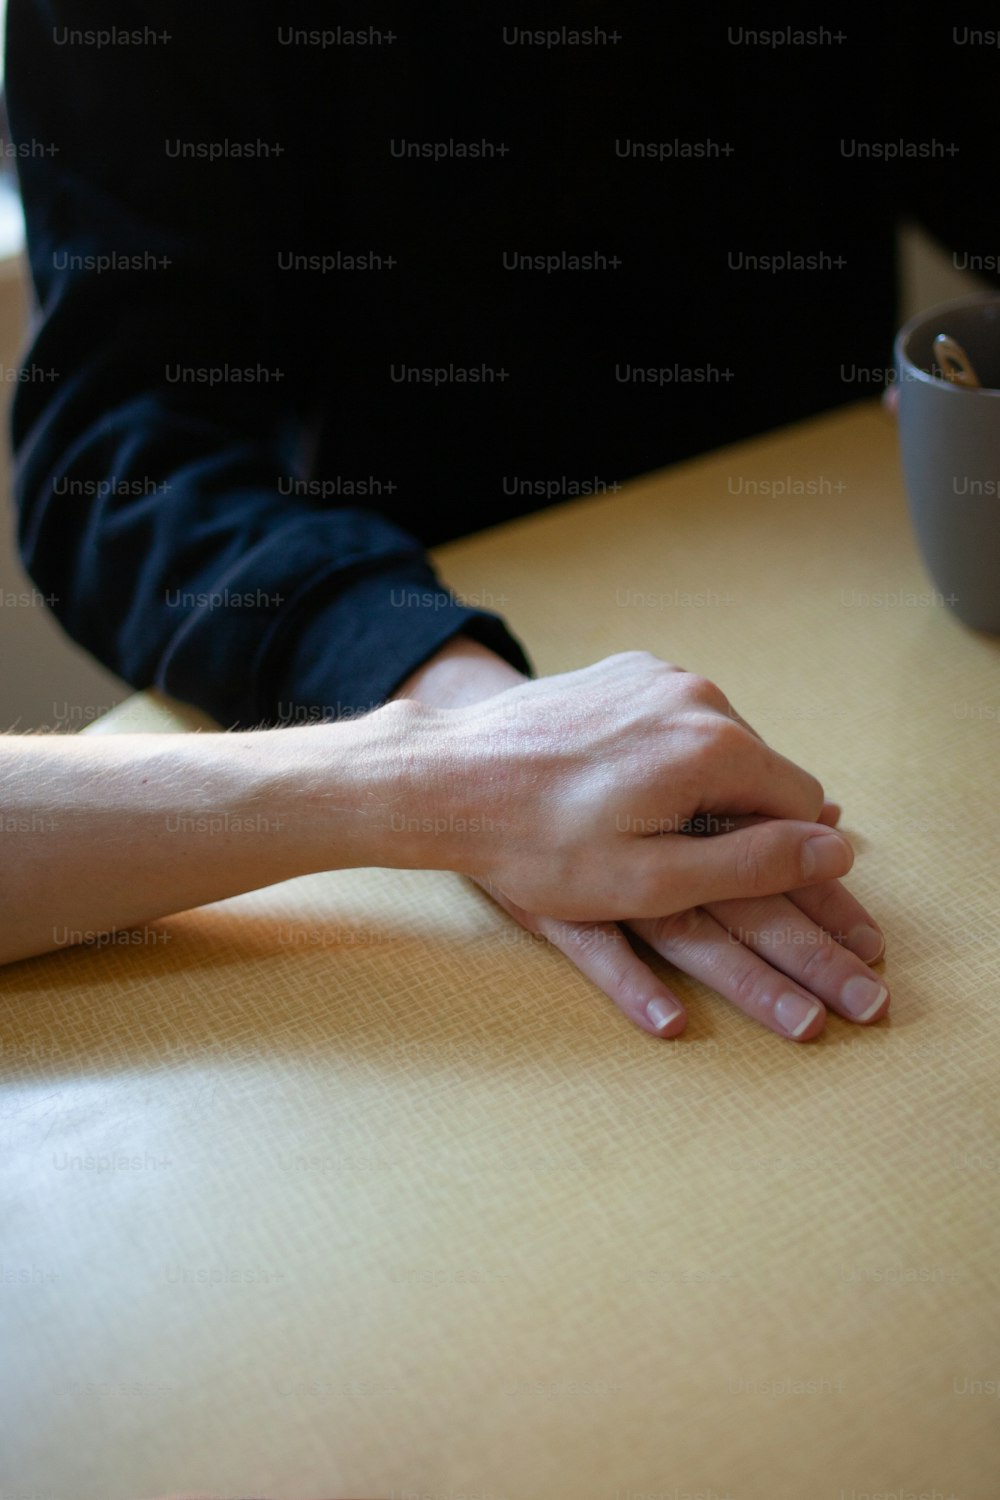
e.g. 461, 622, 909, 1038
702, 713, 747, 756
676, 711, 745, 775
567, 923, 647, 1003
569, 921, 620, 963
609, 648, 659, 669
798, 881, 842, 929
734, 831, 769, 890
798, 935, 840, 990
728, 962, 764, 1013
612, 649, 690, 681
604, 961, 647, 1007
648, 907, 701, 948
733, 827, 794, 893
680, 672, 729, 711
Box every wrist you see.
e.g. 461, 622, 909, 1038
270, 633, 531, 878
393, 634, 526, 709
268, 705, 456, 876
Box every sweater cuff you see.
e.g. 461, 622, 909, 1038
260, 564, 534, 726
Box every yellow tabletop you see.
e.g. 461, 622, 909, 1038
3, 401, 999, 1500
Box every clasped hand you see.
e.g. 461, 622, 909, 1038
396, 649, 888, 1042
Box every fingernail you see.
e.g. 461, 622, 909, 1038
839, 976, 889, 1023
846, 923, 885, 964
646, 996, 683, 1032
774, 992, 823, 1039
801, 833, 851, 881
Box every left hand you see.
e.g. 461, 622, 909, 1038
471, 798, 888, 1044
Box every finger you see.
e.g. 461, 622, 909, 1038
704, 893, 890, 1025
700, 806, 885, 962
535, 914, 688, 1038
786, 879, 885, 964
630, 907, 828, 1042
723, 803, 841, 831
882, 384, 900, 417
667, 669, 826, 822
468, 874, 687, 1037
698, 728, 826, 823
691, 799, 841, 837
630, 822, 854, 917
723, 709, 840, 820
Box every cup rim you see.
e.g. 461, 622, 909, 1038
895, 292, 1000, 397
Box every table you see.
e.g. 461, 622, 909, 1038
3, 400, 999, 1500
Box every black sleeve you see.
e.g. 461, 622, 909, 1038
4, 1, 532, 728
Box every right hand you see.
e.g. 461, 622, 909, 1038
412, 651, 853, 921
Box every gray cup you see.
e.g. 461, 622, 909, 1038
895, 293, 1000, 633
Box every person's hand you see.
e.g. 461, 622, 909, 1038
395, 641, 887, 1039
420, 650, 852, 918
472, 796, 888, 1044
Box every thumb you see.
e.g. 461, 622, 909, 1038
633, 822, 854, 915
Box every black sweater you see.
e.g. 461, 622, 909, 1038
6, 5, 997, 726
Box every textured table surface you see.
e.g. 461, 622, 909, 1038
3, 401, 999, 1500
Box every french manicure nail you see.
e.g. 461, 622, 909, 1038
839, 975, 889, 1023
646, 996, 683, 1032
846, 923, 885, 964
774, 992, 823, 1039
801, 832, 851, 881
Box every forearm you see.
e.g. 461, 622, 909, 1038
0, 637, 527, 966
0, 712, 421, 966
